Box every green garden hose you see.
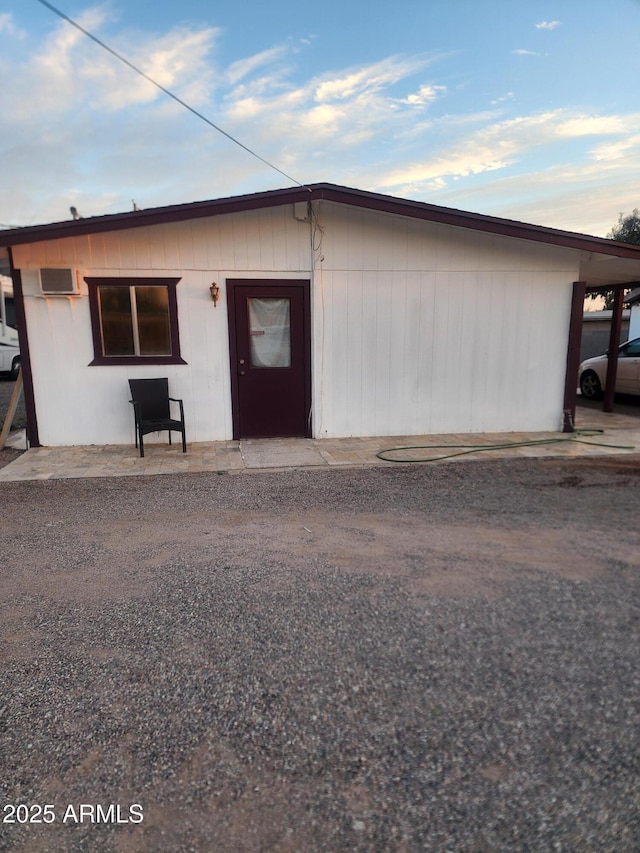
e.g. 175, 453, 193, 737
376, 430, 635, 464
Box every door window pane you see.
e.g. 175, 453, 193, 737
136, 286, 171, 355
248, 297, 291, 367
99, 287, 134, 355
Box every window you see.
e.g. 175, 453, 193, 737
86, 277, 185, 366
621, 339, 640, 357
248, 297, 292, 367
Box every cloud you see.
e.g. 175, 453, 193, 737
374, 112, 556, 189
400, 142, 635, 231
512, 49, 538, 56
0, 7, 227, 221
313, 55, 431, 102
437, 162, 640, 237
0, 12, 450, 222
2, 8, 221, 119
491, 92, 515, 105
536, 20, 561, 30
555, 115, 630, 136
372, 110, 640, 200
226, 46, 288, 86
1, 6, 638, 238
400, 84, 446, 106
0, 12, 25, 38
86, 27, 221, 111
590, 135, 640, 162
222, 54, 443, 157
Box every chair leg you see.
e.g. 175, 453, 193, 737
181, 427, 186, 454
139, 429, 145, 458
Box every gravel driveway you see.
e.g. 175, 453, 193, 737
0, 457, 639, 852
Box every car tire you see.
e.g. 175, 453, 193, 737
9, 357, 20, 381
580, 369, 602, 400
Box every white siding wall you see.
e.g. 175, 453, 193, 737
630, 304, 640, 340
14, 200, 580, 445
311, 203, 580, 436
14, 207, 311, 446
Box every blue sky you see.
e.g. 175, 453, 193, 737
2, 0, 640, 235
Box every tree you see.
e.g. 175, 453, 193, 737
608, 208, 640, 244
586, 209, 640, 309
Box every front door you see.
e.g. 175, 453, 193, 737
227, 280, 311, 439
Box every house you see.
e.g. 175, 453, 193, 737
1, 182, 640, 449
581, 309, 630, 362
626, 287, 640, 340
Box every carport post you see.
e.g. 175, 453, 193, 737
563, 281, 586, 432
9, 250, 40, 447
603, 286, 625, 413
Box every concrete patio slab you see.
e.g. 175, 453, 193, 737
240, 438, 327, 469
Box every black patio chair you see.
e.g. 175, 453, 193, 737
128, 378, 186, 458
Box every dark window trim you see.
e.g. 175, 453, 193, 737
85, 276, 186, 366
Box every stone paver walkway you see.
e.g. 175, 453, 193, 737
0, 406, 638, 482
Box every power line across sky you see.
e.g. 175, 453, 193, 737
1, 0, 639, 234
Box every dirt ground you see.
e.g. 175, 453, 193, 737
0, 456, 639, 851
0, 378, 26, 431
0, 378, 26, 470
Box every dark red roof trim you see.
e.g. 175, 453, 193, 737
2, 182, 640, 259
624, 286, 640, 304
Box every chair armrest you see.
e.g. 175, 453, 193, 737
169, 397, 185, 420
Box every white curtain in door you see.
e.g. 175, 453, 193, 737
248, 298, 291, 367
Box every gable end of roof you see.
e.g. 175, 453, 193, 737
2, 182, 640, 261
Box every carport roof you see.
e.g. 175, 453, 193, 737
2, 182, 640, 285
625, 286, 640, 305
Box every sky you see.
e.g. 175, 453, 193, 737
1, 0, 640, 236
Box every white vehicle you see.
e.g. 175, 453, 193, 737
0, 275, 19, 380
0, 327, 20, 379
578, 337, 640, 399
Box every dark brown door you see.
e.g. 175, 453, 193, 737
227, 280, 311, 439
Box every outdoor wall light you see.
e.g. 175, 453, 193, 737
209, 282, 220, 306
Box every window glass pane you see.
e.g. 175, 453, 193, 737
99, 287, 134, 356
248, 297, 291, 367
135, 286, 171, 356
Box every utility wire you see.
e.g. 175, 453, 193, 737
34, 0, 310, 190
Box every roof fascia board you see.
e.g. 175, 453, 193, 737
312, 185, 640, 259
0, 185, 313, 247
2, 181, 640, 261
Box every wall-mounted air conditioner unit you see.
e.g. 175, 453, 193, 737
39, 268, 80, 296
